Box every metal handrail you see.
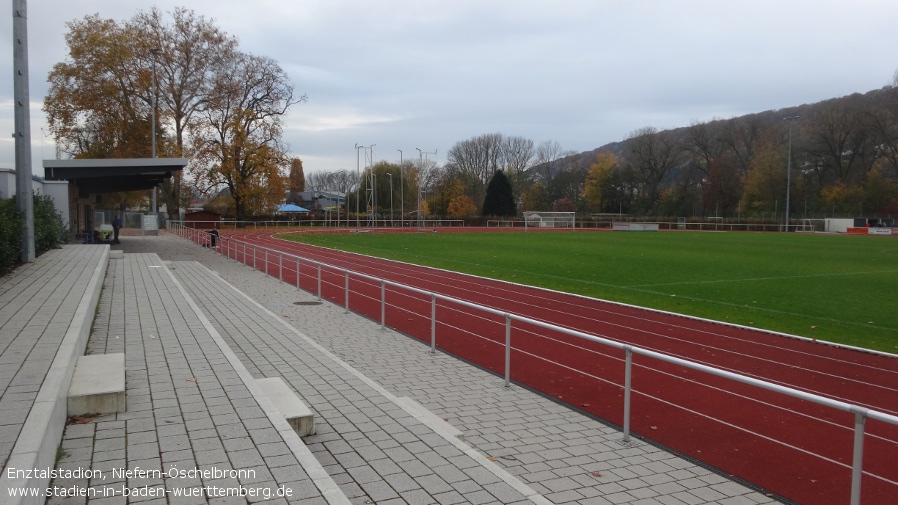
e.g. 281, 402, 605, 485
172, 223, 897, 504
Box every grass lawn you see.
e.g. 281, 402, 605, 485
283, 230, 898, 354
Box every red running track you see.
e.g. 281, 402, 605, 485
200, 229, 898, 505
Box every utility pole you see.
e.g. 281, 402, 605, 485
13, 0, 35, 262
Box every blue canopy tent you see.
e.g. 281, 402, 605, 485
277, 204, 309, 213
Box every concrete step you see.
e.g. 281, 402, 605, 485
67, 353, 125, 416
256, 377, 315, 437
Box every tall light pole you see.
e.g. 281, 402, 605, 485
369, 144, 376, 227
13, 0, 34, 262
387, 172, 393, 227
784, 115, 799, 232
355, 143, 364, 228
397, 149, 403, 227
416, 148, 423, 227
150, 47, 160, 216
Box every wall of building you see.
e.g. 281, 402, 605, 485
0, 168, 70, 227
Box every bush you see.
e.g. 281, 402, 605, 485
33, 193, 68, 255
0, 197, 23, 271
0, 193, 69, 272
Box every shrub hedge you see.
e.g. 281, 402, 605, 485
0, 193, 69, 273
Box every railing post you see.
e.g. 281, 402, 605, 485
504, 314, 511, 388
317, 263, 322, 301
850, 407, 867, 505
380, 280, 386, 329
623, 346, 633, 442
344, 271, 349, 313
430, 294, 436, 354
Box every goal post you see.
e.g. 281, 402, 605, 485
523, 211, 576, 231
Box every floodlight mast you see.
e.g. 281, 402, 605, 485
13, 0, 35, 262
416, 148, 422, 227
355, 143, 365, 228
151, 47, 160, 216
368, 144, 376, 227
784, 116, 799, 232
397, 149, 403, 227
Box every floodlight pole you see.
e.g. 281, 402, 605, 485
151, 47, 160, 216
355, 143, 364, 228
784, 116, 799, 232
397, 149, 403, 227
387, 172, 393, 227
416, 148, 423, 227
13, 0, 35, 262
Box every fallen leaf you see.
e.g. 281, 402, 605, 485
67, 413, 102, 425
591, 471, 601, 478
488, 456, 497, 462
650, 426, 658, 430
186, 377, 197, 382
581, 403, 590, 407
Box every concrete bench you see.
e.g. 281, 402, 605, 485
67, 353, 126, 416
256, 377, 315, 436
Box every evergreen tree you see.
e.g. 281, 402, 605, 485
481, 170, 516, 217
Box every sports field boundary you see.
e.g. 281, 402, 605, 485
271, 230, 898, 361
174, 224, 898, 504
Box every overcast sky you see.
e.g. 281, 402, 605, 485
2, 0, 898, 178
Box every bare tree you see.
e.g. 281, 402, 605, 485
718, 116, 764, 174
188, 52, 304, 221
501, 135, 534, 191
803, 98, 878, 184
623, 127, 684, 212
535, 140, 563, 185
132, 7, 239, 220
683, 120, 724, 176
446, 133, 503, 186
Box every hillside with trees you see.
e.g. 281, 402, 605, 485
314, 80, 898, 225
527, 82, 898, 221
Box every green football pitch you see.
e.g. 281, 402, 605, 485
283, 230, 898, 353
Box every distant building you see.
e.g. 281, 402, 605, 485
289, 191, 345, 212
184, 210, 221, 229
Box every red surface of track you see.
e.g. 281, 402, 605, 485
192, 228, 898, 504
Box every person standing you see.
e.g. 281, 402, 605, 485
112, 215, 122, 244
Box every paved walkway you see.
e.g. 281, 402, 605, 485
1, 245, 106, 486
108, 234, 774, 505
3, 233, 780, 505
51, 251, 339, 505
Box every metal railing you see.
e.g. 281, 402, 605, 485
486, 219, 825, 232
168, 219, 466, 230
172, 223, 897, 504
